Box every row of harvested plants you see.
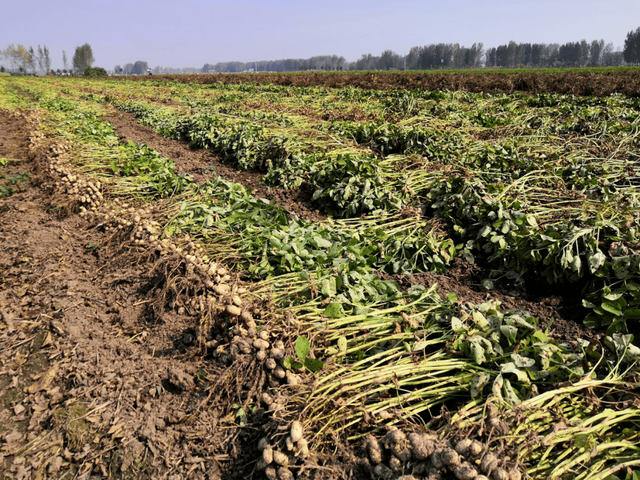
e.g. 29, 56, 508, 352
2, 74, 639, 479
75, 79, 639, 335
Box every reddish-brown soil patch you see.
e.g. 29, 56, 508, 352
104, 111, 327, 223
113, 70, 640, 97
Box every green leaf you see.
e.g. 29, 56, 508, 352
451, 317, 465, 332
324, 302, 344, 319
500, 325, 518, 344
412, 339, 429, 351
601, 301, 623, 317
470, 372, 489, 399
587, 250, 606, 273
472, 310, 489, 329
235, 406, 247, 425
502, 378, 522, 405
532, 330, 548, 343
500, 362, 531, 385
295, 336, 310, 362
625, 309, 640, 320
505, 314, 536, 330
583, 315, 600, 329
321, 277, 337, 297
511, 353, 536, 368
304, 358, 324, 373
603, 292, 624, 301
492, 374, 504, 400
470, 341, 486, 365
571, 255, 582, 273
337, 336, 347, 352
312, 236, 333, 248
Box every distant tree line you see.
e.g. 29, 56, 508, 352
362, 43, 485, 70
485, 40, 623, 68
3, 26, 640, 76
198, 35, 632, 73
202, 55, 347, 73
152, 66, 200, 74
114, 60, 149, 75
113, 62, 204, 75
0, 44, 51, 74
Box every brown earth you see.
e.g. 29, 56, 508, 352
0, 110, 260, 479
111, 70, 640, 97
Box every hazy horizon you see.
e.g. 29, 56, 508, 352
1, 0, 639, 71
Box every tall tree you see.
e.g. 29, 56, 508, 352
28, 46, 35, 73
378, 50, 401, 70
36, 45, 51, 74
623, 27, 640, 64
131, 60, 149, 75
590, 39, 605, 66
72, 43, 94, 72
4, 44, 33, 72
62, 50, 68, 71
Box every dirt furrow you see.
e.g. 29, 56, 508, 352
0, 110, 253, 479
103, 111, 326, 223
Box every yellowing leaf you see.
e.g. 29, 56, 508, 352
25, 364, 59, 394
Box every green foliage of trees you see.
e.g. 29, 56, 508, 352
2, 44, 33, 73
486, 39, 621, 68
73, 43, 94, 72
36, 45, 51, 74
121, 61, 149, 75
623, 27, 640, 64
202, 55, 346, 73
84, 67, 107, 76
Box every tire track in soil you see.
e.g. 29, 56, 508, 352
0, 110, 255, 479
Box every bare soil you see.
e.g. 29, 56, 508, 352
113, 70, 640, 97
0, 110, 256, 479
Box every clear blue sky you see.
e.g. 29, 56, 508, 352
2, 0, 639, 70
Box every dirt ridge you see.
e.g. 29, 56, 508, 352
112, 70, 640, 97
